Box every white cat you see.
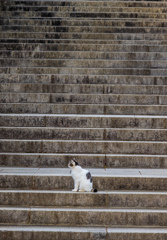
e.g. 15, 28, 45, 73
68, 159, 97, 192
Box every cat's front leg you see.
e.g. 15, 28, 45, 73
72, 181, 79, 192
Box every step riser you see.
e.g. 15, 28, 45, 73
1, 140, 167, 155
1, 104, 167, 115
1, 39, 167, 45
0, 74, 166, 85
1, 12, 167, 19
1, 128, 167, 141
2, 6, 167, 12
1, 154, 167, 169
0, 154, 104, 168
1, 191, 167, 208
1, 33, 167, 41
2, 84, 167, 95
1, 94, 167, 105
1, 116, 167, 129
0, 231, 167, 240
0, 209, 167, 226
2, 19, 167, 27
1, 44, 167, 52
2, 1, 167, 7
2, 52, 167, 61
1, 68, 167, 76
1, 60, 167, 69
1, 26, 167, 34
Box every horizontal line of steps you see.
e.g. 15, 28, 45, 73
2, 2, 167, 7
1, 139, 167, 154
1, 153, 167, 168
1, 103, 167, 115
1, 168, 167, 190
0, 226, 167, 240
1, 68, 167, 76
1, 114, 167, 128
2, 26, 167, 34
2, 83, 167, 94
1, 33, 166, 41
2, 127, 167, 141
1, 19, 167, 27
2, 52, 165, 61
2, 0, 167, 5
2, 12, 167, 19
1, 206, 167, 226
1, 93, 167, 105
1, 33, 167, 40
1, 189, 167, 208
2, 44, 167, 51
1, 39, 167, 45
1, 59, 167, 68
0, 75, 166, 85
2, 6, 167, 13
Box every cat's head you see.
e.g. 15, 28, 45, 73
68, 158, 79, 169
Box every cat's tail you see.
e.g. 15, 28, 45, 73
91, 188, 98, 192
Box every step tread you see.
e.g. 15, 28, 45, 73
1, 114, 167, 118
1, 167, 167, 178
1, 189, 167, 194
1, 206, 167, 212
0, 225, 167, 233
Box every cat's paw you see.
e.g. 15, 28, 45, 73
72, 189, 78, 192
79, 189, 85, 192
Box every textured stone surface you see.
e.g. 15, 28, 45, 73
1, 0, 167, 237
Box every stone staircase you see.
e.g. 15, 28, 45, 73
1, 0, 167, 239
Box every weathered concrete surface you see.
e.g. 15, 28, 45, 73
1, 227, 167, 240
1, 139, 167, 155
1, 190, 167, 208
1, 168, 167, 191
1, 0, 167, 236
1, 114, 167, 129
0, 153, 167, 168
1, 207, 167, 226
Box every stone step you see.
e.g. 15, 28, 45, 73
1, 51, 167, 61
1, 11, 167, 19
1, 206, 167, 227
1, 19, 167, 27
1, 59, 167, 69
0, 226, 167, 240
1, 167, 167, 191
2, 6, 167, 13
1, 189, 167, 208
1, 139, 167, 154
1, 38, 167, 45
0, 74, 166, 85
1, 43, 167, 52
2, 127, 167, 141
2, 83, 167, 94
1, 153, 167, 168
1, 32, 167, 41
2, 26, 167, 35
1, 33, 166, 41
1, 93, 167, 105
1, 67, 167, 76
1, 103, 167, 115
2, 0, 167, 6
2, 1, 167, 7
1, 114, 167, 129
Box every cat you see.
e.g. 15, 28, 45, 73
68, 158, 97, 192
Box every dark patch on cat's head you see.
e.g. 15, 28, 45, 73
68, 158, 79, 169
86, 172, 92, 183
73, 158, 79, 166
